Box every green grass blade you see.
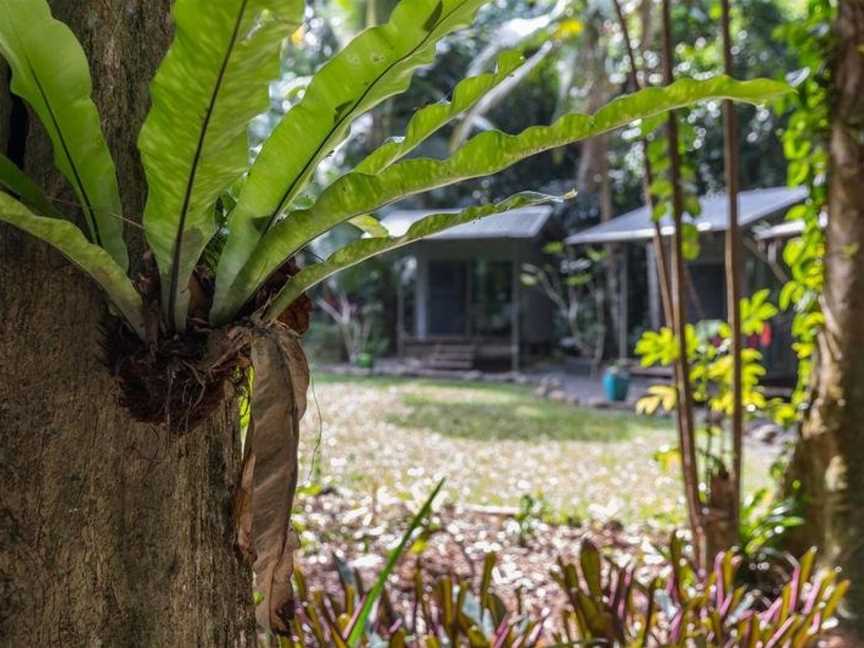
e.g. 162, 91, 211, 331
0, 0, 127, 269
262, 192, 561, 322
345, 478, 446, 647
0, 192, 145, 338
213, 0, 493, 313
139, 0, 303, 331
212, 75, 789, 324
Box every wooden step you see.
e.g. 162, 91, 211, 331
426, 358, 476, 370
425, 343, 477, 370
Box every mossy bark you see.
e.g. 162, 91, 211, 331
789, 0, 864, 638
0, 2, 254, 645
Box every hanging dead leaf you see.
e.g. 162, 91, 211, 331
249, 327, 310, 635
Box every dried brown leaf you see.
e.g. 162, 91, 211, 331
250, 327, 310, 635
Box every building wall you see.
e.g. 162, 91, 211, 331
411, 238, 555, 345
645, 234, 728, 327
642, 232, 796, 379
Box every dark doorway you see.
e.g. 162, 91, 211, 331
471, 259, 513, 337
687, 263, 726, 321
428, 260, 468, 335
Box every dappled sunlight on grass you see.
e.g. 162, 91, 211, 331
387, 387, 666, 442
301, 373, 777, 526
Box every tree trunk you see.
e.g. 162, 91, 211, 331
789, 0, 864, 637
0, 2, 253, 646
575, 19, 619, 364
660, 0, 704, 568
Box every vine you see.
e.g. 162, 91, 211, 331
771, 0, 835, 425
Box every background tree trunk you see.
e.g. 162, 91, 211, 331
575, 19, 619, 363
0, 2, 254, 646
789, 0, 864, 637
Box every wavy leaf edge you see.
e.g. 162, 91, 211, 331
263, 191, 564, 321
212, 74, 790, 324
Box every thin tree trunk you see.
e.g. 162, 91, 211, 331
611, 0, 673, 327
364, 0, 399, 150
0, 3, 253, 645
614, 0, 702, 563
639, 0, 655, 56
575, 19, 618, 363
660, 0, 705, 566
790, 0, 864, 637
707, 0, 744, 561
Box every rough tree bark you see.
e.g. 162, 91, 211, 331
789, 0, 864, 638
0, 2, 254, 646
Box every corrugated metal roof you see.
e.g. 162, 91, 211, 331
565, 186, 807, 245
753, 219, 805, 241
380, 205, 553, 240
753, 212, 826, 241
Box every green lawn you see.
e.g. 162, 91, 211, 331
300, 372, 775, 526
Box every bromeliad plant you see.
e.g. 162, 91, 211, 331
280, 480, 547, 647
552, 535, 848, 647
283, 530, 847, 646
290, 553, 545, 647
0, 0, 787, 635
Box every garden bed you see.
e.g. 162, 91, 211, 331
294, 483, 664, 627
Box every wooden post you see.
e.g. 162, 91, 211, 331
396, 257, 405, 357
511, 241, 521, 373
465, 259, 473, 338
416, 252, 428, 339
619, 246, 630, 358
646, 242, 662, 330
